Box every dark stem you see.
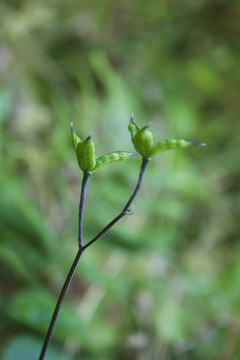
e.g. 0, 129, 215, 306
38, 157, 149, 360
38, 248, 83, 360
122, 157, 149, 212
39, 171, 90, 360
82, 157, 150, 251
78, 172, 91, 247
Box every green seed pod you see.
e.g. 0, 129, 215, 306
133, 126, 154, 158
128, 115, 154, 158
94, 151, 138, 171
149, 139, 206, 157
71, 122, 81, 149
76, 135, 96, 172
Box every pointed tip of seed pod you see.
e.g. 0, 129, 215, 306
189, 141, 206, 146
86, 134, 92, 141
130, 113, 139, 129
71, 122, 74, 133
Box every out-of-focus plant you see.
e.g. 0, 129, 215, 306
38, 115, 205, 360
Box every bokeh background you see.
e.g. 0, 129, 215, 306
1, 1, 240, 359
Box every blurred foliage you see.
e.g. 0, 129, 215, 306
0, 0, 240, 359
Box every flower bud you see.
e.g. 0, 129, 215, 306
76, 135, 96, 172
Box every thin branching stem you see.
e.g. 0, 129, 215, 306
38, 171, 91, 360
82, 157, 150, 251
38, 157, 149, 360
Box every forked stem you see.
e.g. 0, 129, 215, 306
38, 158, 149, 360
82, 157, 150, 251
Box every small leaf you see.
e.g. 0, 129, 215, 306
149, 138, 206, 157
94, 151, 138, 170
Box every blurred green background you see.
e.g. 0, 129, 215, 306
0, 1, 240, 359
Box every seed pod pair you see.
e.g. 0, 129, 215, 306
71, 123, 137, 173
128, 115, 205, 159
